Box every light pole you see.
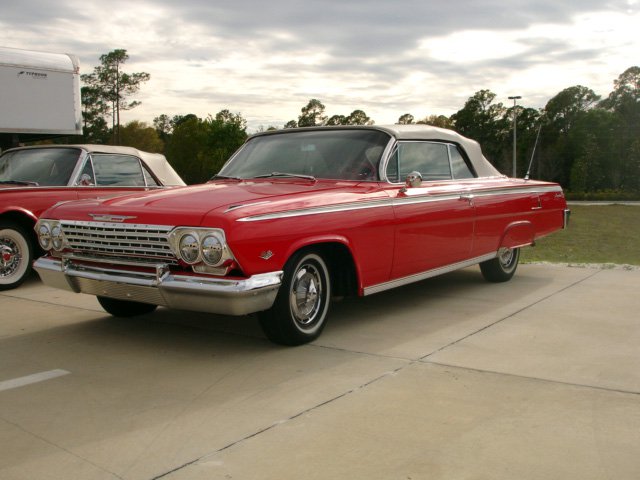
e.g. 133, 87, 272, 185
508, 95, 522, 178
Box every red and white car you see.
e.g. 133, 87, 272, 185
0, 144, 185, 290
34, 126, 569, 345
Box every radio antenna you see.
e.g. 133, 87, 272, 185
524, 121, 543, 181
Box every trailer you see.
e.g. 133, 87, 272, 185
0, 46, 82, 149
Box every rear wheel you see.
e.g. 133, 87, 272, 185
0, 221, 33, 291
97, 296, 158, 317
480, 247, 520, 283
259, 250, 331, 346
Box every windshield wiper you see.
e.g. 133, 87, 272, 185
210, 174, 243, 181
252, 172, 316, 182
0, 180, 40, 186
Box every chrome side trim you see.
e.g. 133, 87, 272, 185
363, 253, 497, 296
238, 184, 563, 222
33, 256, 283, 316
224, 201, 271, 213
237, 197, 393, 222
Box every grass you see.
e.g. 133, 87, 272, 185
520, 205, 640, 266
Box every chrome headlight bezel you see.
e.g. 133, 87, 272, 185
178, 232, 200, 264
35, 219, 67, 252
51, 224, 65, 251
201, 233, 224, 266
37, 221, 53, 250
168, 227, 233, 269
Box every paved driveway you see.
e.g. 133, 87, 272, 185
1, 264, 639, 479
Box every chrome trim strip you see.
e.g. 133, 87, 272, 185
224, 201, 271, 213
60, 220, 175, 231
238, 197, 393, 222
238, 185, 564, 222
33, 256, 283, 316
363, 253, 497, 296
60, 253, 176, 267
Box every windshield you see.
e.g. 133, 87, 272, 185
0, 148, 81, 186
219, 129, 391, 181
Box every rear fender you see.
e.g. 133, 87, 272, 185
499, 220, 535, 250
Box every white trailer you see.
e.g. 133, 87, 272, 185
0, 46, 82, 148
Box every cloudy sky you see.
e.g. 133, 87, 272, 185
2, 0, 638, 131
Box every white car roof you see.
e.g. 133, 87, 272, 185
6, 144, 186, 186
253, 125, 504, 179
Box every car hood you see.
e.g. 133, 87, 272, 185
41, 179, 386, 227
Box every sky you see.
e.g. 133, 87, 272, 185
1, 0, 638, 132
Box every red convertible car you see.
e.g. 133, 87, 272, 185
0, 144, 185, 290
33, 126, 569, 345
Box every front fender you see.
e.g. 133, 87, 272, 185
0, 206, 38, 223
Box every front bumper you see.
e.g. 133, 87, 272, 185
33, 256, 283, 316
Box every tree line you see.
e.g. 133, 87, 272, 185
76, 50, 640, 195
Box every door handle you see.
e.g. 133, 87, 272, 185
460, 194, 474, 205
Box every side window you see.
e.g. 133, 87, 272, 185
92, 154, 146, 186
449, 145, 475, 179
77, 158, 96, 186
142, 164, 160, 186
387, 142, 451, 182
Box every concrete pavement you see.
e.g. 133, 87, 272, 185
0, 264, 638, 479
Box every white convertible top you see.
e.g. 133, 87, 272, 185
373, 125, 502, 178
7, 144, 185, 186
253, 125, 503, 178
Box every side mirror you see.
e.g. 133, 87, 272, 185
78, 173, 94, 186
405, 171, 422, 188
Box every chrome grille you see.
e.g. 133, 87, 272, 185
61, 221, 176, 262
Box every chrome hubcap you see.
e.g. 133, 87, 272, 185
290, 265, 322, 326
0, 241, 20, 277
498, 248, 514, 267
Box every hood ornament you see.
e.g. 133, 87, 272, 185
88, 214, 137, 222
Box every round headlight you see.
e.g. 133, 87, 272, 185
51, 225, 64, 251
38, 223, 52, 250
179, 233, 200, 264
201, 234, 223, 266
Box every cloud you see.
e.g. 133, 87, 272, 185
1, 0, 638, 130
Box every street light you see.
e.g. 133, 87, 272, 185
508, 95, 522, 178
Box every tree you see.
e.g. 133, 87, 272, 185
81, 49, 150, 144
600, 67, 640, 192
326, 115, 347, 125
540, 86, 600, 186
420, 115, 453, 129
397, 113, 414, 124
326, 110, 373, 125
298, 99, 327, 127
119, 120, 164, 153
345, 109, 373, 125
602, 66, 640, 111
153, 114, 173, 144
80, 85, 110, 143
544, 85, 599, 134
451, 90, 509, 168
165, 111, 248, 184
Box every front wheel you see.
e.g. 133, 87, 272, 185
259, 251, 332, 346
0, 221, 33, 291
97, 296, 158, 317
480, 247, 520, 283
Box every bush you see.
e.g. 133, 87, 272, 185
565, 190, 640, 201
